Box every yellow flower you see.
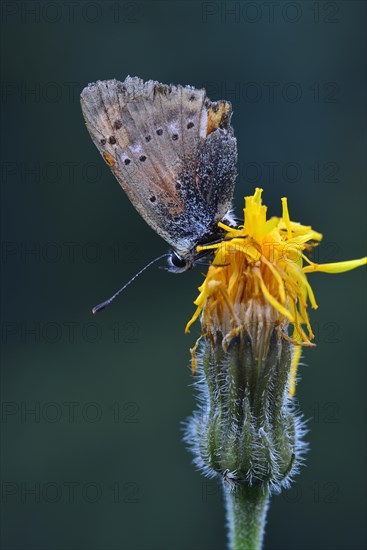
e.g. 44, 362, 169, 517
186, 188, 366, 395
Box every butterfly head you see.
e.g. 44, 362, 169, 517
167, 250, 193, 273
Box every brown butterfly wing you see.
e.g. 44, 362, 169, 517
80, 76, 237, 253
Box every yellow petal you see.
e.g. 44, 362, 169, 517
197, 243, 220, 252
289, 334, 302, 397
303, 257, 367, 274
217, 221, 236, 233
253, 187, 263, 204
261, 254, 286, 303
281, 197, 292, 239
257, 271, 294, 322
185, 306, 202, 333
257, 217, 279, 238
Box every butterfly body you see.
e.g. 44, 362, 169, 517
80, 76, 237, 271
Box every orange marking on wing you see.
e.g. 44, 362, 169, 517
206, 102, 231, 135
103, 152, 115, 166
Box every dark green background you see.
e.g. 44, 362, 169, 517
1, 1, 366, 549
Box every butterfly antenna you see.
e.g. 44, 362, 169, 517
92, 253, 170, 314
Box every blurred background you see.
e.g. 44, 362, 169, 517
1, 1, 366, 548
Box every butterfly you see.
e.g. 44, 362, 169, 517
80, 76, 237, 311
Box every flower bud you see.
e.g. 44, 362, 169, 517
185, 327, 306, 494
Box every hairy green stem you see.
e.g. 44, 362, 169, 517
224, 483, 269, 550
